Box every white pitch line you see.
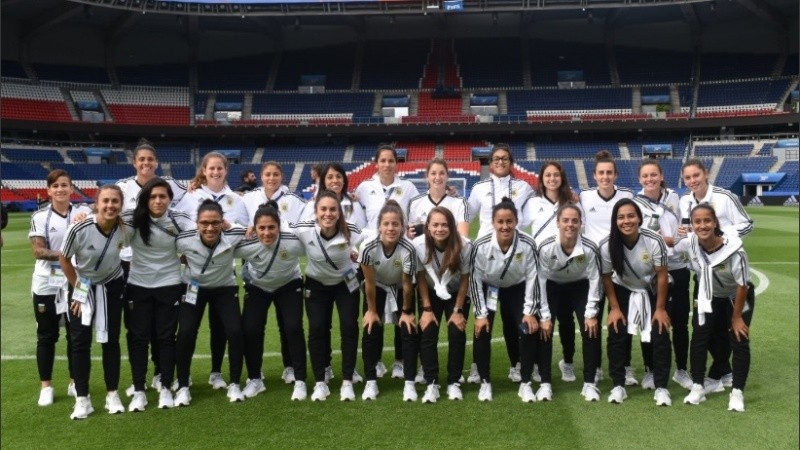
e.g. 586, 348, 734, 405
750, 267, 770, 297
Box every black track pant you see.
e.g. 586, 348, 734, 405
418, 288, 470, 386
546, 279, 601, 384
33, 293, 73, 382
306, 278, 359, 383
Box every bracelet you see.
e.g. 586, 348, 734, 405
422, 306, 433, 312
402, 308, 413, 315
453, 306, 463, 314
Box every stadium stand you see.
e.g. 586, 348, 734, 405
197, 55, 272, 91
101, 88, 191, 125
616, 47, 694, 85
116, 63, 190, 87
714, 156, 777, 191
530, 40, 611, 86
273, 44, 356, 91
694, 143, 754, 157
695, 79, 791, 116
34, 63, 110, 85
1, 60, 28, 79
771, 161, 800, 194
360, 40, 430, 90
1, 83, 73, 122
699, 53, 779, 81
455, 38, 523, 89
535, 140, 621, 160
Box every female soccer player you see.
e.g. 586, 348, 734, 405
470, 198, 548, 402
409, 206, 472, 402
29, 169, 93, 406
676, 204, 754, 412
355, 144, 420, 230
234, 202, 309, 401
634, 159, 692, 390
123, 178, 194, 411
536, 204, 603, 401
600, 199, 672, 406
302, 163, 366, 229
467, 144, 534, 383
407, 158, 469, 239
291, 190, 364, 402
174, 200, 246, 405
358, 200, 416, 400
60, 185, 127, 419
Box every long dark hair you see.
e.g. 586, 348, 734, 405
133, 178, 174, 246
424, 206, 462, 275
315, 190, 350, 244
690, 204, 724, 237
537, 161, 573, 205
318, 163, 352, 201
608, 198, 642, 277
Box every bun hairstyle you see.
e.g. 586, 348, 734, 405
254, 200, 281, 227
423, 206, 462, 275
491, 196, 518, 222
133, 177, 174, 246
608, 198, 643, 277
378, 199, 405, 229
690, 204, 724, 237
374, 144, 397, 162
133, 137, 157, 159
197, 198, 223, 218
489, 143, 513, 163
594, 150, 617, 174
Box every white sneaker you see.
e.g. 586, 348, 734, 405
151, 373, 162, 391
375, 361, 388, 378
208, 372, 228, 390
415, 366, 425, 384
227, 384, 245, 403
105, 392, 125, 414
362, 380, 379, 401
654, 388, 672, 406
559, 360, 576, 382
70, 396, 94, 420
607, 386, 627, 404
291, 381, 307, 401
340, 381, 356, 401
128, 391, 147, 412
684, 383, 707, 405
171, 377, 192, 392
536, 383, 554, 402
581, 382, 601, 402
533, 364, 542, 383
402, 381, 418, 402
242, 378, 266, 398
447, 383, 463, 401
311, 382, 330, 402
721, 373, 733, 388
728, 388, 745, 412
351, 369, 363, 384
624, 366, 638, 386
324, 366, 335, 383
704, 377, 725, 394
467, 363, 480, 384
595, 368, 604, 384
391, 361, 404, 379
641, 371, 655, 390
672, 369, 693, 390
67, 382, 77, 398
508, 363, 522, 383
158, 388, 174, 409
174, 387, 192, 407
478, 382, 493, 402
38, 386, 54, 407
125, 384, 136, 397
518, 382, 536, 403
281, 367, 296, 384
422, 384, 440, 403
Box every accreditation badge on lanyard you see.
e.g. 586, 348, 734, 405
344, 268, 360, 293
72, 277, 92, 303
184, 279, 200, 305
384, 286, 398, 323
48, 263, 67, 287
486, 285, 499, 311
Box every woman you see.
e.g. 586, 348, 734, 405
355, 144, 420, 230
174, 200, 246, 405
675, 205, 753, 412
579, 150, 634, 385
536, 204, 603, 402
29, 169, 93, 406
358, 200, 417, 400
117, 138, 186, 393
234, 202, 308, 401
122, 178, 194, 411
470, 198, 548, 402
467, 144, 534, 383
600, 199, 672, 405
175, 152, 248, 391
524, 161, 579, 384
290, 190, 364, 402
302, 163, 367, 229
243, 161, 308, 384
679, 158, 753, 390
59, 185, 128, 420
634, 160, 692, 390
408, 206, 472, 402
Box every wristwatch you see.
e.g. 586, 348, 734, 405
453, 306, 463, 315
402, 308, 414, 315
422, 306, 433, 312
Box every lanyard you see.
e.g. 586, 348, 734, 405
491, 177, 513, 207
200, 239, 220, 275
315, 231, 340, 271
151, 211, 181, 237
383, 187, 396, 200
533, 213, 556, 239
212, 193, 226, 204
93, 225, 118, 271
44, 205, 71, 250
499, 233, 518, 280
259, 234, 282, 278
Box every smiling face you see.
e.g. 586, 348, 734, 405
427, 211, 451, 245
255, 214, 280, 246
197, 210, 223, 245
148, 186, 171, 218
261, 164, 283, 194
96, 188, 122, 224
427, 162, 448, 192
639, 163, 663, 196
489, 149, 512, 177
615, 204, 641, 239
202, 156, 228, 189
47, 175, 73, 205
594, 161, 617, 190
375, 149, 397, 182
493, 208, 517, 246
557, 207, 581, 242
315, 196, 340, 232
379, 211, 402, 245
682, 164, 709, 196
324, 169, 345, 195
133, 149, 158, 181
541, 164, 563, 195
691, 207, 719, 241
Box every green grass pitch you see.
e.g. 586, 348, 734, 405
1, 207, 798, 449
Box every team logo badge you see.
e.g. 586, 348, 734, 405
511, 188, 518, 197
118, 241, 125, 250
641, 252, 651, 263
514, 252, 523, 261
227, 197, 234, 207
393, 259, 402, 268
280, 249, 289, 260
338, 243, 348, 249
167, 226, 177, 234
281, 202, 288, 212
576, 254, 586, 264
395, 188, 403, 196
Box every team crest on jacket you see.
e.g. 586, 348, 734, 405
641, 252, 651, 263
395, 188, 403, 196
511, 188, 518, 197
281, 202, 288, 212
280, 249, 289, 260
393, 259, 402, 268
514, 252, 523, 261
227, 197, 234, 207
576, 254, 586, 264
118, 241, 125, 250
338, 243, 347, 249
